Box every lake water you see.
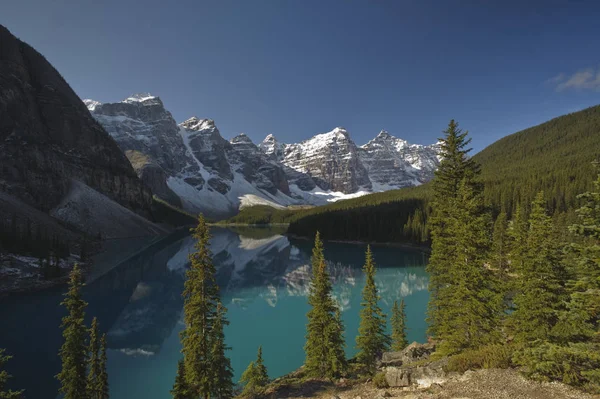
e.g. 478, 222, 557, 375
0, 227, 429, 399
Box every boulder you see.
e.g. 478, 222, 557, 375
381, 341, 436, 367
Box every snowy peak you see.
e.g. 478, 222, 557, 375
179, 117, 216, 132
83, 99, 101, 111
123, 93, 159, 104
231, 133, 253, 145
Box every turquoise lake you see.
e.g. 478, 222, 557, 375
0, 227, 429, 399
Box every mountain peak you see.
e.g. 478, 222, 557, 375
123, 93, 160, 104
231, 133, 253, 144
377, 130, 390, 138
180, 117, 215, 131
83, 99, 101, 111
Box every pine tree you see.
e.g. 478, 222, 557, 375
87, 317, 101, 399
98, 334, 109, 399
390, 299, 408, 351
209, 302, 234, 399
435, 179, 501, 355
356, 246, 390, 372
0, 349, 24, 399
426, 121, 501, 354
239, 346, 269, 398
304, 232, 346, 379
427, 120, 480, 339
510, 192, 566, 345
57, 263, 89, 399
178, 215, 232, 399
171, 360, 189, 399
491, 211, 509, 273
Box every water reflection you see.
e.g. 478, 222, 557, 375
0, 227, 429, 399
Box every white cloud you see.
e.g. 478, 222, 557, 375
547, 67, 600, 92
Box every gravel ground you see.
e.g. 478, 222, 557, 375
277, 368, 599, 399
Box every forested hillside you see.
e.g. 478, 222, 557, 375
285, 105, 600, 243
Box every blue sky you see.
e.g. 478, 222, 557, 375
2, 0, 600, 151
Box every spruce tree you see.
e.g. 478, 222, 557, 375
0, 349, 24, 399
491, 211, 510, 273
239, 346, 269, 398
390, 299, 408, 351
171, 360, 189, 399
427, 121, 501, 354
427, 120, 480, 339
209, 302, 234, 399
179, 215, 232, 399
510, 192, 566, 345
356, 246, 390, 372
98, 334, 109, 399
435, 179, 501, 355
57, 263, 89, 399
87, 317, 101, 399
304, 232, 346, 379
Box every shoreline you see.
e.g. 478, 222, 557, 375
286, 233, 431, 253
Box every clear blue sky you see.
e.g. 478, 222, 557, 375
2, 0, 600, 151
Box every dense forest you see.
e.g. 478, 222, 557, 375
281, 105, 600, 243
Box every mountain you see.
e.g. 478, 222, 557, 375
0, 25, 162, 243
87, 96, 440, 218
285, 106, 600, 243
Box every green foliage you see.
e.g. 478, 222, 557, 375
390, 299, 408, 351
87, 317, 102, 399
171, 360, 190, 399
56, 263, 89, 399
304, 232, 347, 379
178, 215, 233, 398
372, 372, 389, 389
515, 342, 600, 393
209, 302, 234, 399
98, 334, 109, 399
427, 121, 502, 355
239, 346, 269, 398
445, 344, 515, 373
356, 246, 390, 372
510, 192, 567, 345
286, 105, 600, 244
222, 205, 301, 225
0, 349, 24, 399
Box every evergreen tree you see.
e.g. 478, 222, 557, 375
239, 346, 269, 398
209, 302, 234, 399
98, 334, 109, 399
87, 317, 102, 399
356, 246, 390, 372
171, 360, 189, 399
179, 215, 232, 398
510, 192, 566, 345
427, 120, 480, 339
304, 232, 346, 379
491, 211, 510, 273
57, 263, 89, 399
435, 179, 501, 355
390, 299, 408, 351
0, 349, 24, 399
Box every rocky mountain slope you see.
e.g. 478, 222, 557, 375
86, 95, 440, 218
0, 25, 160, 240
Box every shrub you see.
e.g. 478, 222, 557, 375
445, 344, 515, 373
514, 341, 600, 393
372, 372, 388, 388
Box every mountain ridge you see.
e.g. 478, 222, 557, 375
85, 94, 440, 218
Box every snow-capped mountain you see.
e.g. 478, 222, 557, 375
85, 94, 440, 219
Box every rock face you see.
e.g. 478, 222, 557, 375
268, 127, 372, 193
86, 93, 440, 218
0, 25, 152, 219
381, 342, 448, 388
359, 131, 441, 188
